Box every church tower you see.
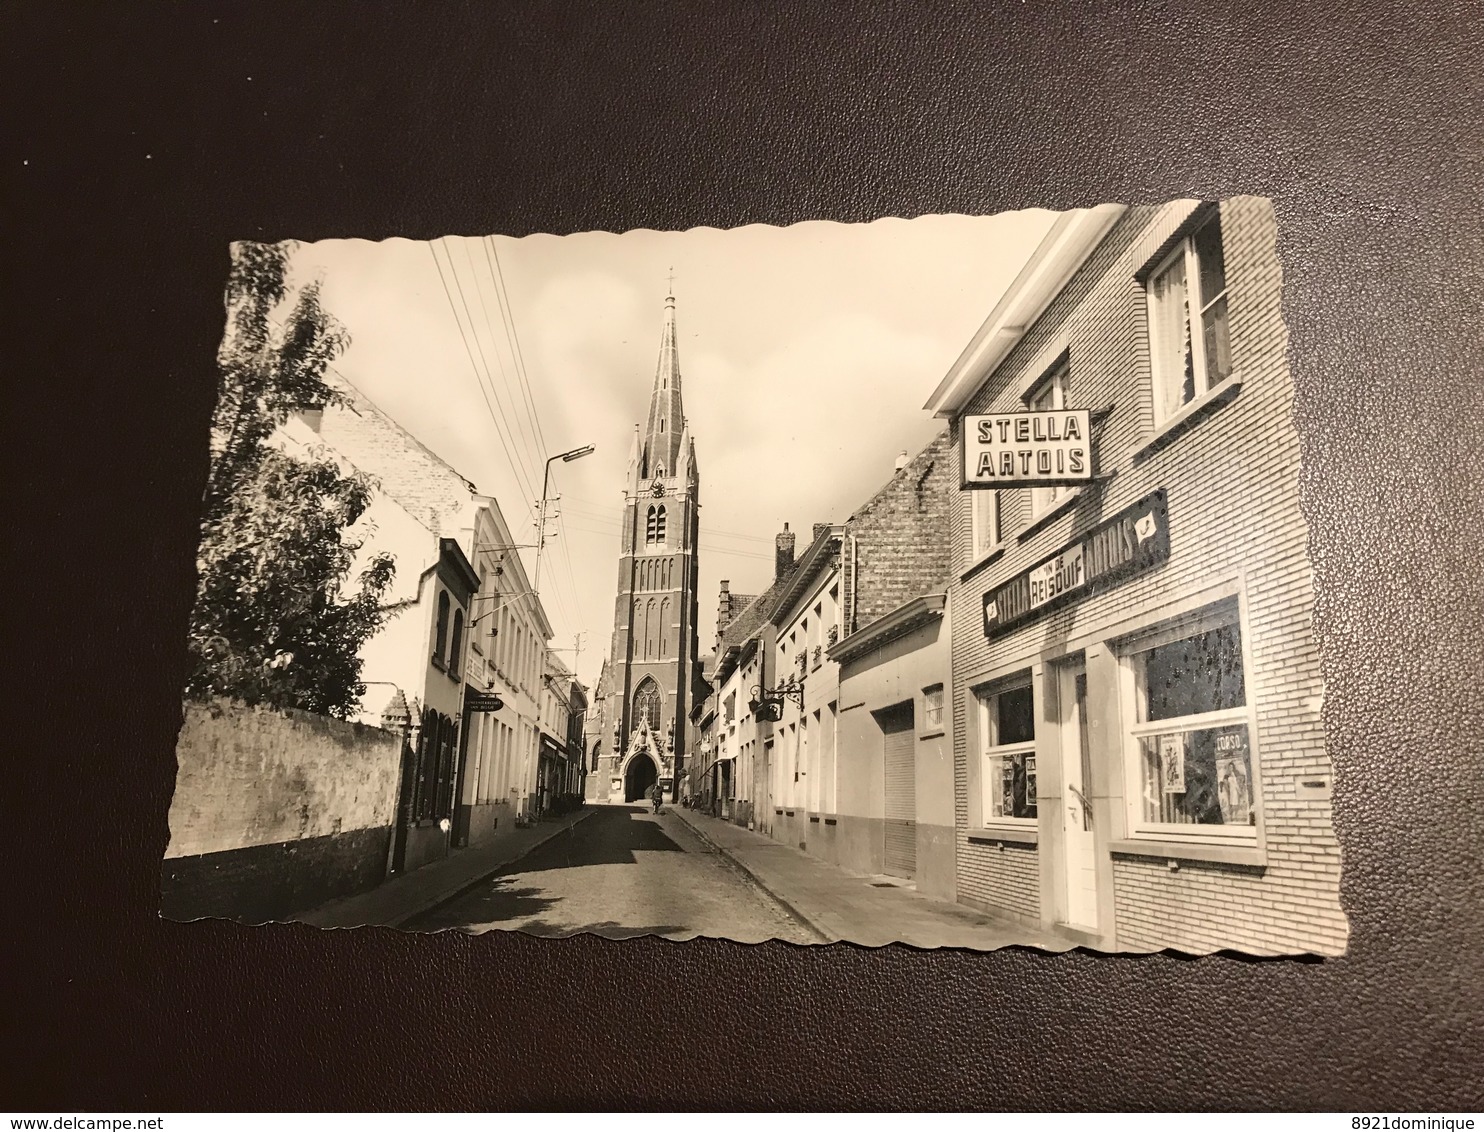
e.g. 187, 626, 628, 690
595, 289, 703, 803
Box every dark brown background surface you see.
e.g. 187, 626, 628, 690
5, 0, 1482, 1111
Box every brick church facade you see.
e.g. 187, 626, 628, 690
589, 292, 705, 804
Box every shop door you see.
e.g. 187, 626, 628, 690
879, 702, 916, 879
1059, 664, 1098, 930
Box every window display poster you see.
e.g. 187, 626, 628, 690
1159, 733, 1186, 794
1215, 729, 1253, 824
1024, 757, 1037, 808
999, 762, 1015, 817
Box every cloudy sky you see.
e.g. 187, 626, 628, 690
286, 209, 1058, 687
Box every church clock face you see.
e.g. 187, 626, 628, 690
651, 479, 665, 497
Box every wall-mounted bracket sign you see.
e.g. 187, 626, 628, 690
962, 409, 1104, 489
464, 691, 505, 713
982, 489, 1170, 638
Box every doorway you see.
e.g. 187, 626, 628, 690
1058, 662, 1098, 930
624, 752, 658, 802
878, 701, 916, 879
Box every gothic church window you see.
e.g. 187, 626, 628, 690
655, 505, 667, 544
634, 678, 661, 731
646, 506, 658, 544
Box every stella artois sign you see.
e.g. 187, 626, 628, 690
962, 410, 1093, 489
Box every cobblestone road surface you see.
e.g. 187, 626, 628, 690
408, 804, 816, 943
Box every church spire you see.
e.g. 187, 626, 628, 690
641, 287, 685, 479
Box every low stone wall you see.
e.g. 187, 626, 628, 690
163, 698, 404, 922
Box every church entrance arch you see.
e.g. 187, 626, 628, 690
623, 751, 659, 803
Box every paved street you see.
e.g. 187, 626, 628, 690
407, 804, 819, 943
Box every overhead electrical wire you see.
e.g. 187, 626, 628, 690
462, 239, 545, 487
485, 236, 549, 460
439, 238, 544, 497
427, 241, 539, 511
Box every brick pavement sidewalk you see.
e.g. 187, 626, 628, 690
671, 806, 1071, 951
298, 807, 596, 930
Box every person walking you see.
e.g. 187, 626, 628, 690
650, 781, 664, 814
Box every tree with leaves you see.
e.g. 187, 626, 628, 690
185, 241, 395, 718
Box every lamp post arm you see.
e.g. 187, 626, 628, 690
535, 454, 558, 594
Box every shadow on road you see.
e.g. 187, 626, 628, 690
509, 806, 683, 873
515, 919, 690, 939
407, 878, 559, 932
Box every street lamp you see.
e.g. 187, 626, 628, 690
535, 444, 595, 592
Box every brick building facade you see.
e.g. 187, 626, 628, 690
823, 432, 957, 894
925, 197, 1348, 955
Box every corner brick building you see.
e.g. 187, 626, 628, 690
589, 292, 704, 804
925, 197, 1348, 955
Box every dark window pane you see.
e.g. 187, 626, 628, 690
997, 684, 1035, 744
1143, 624, 1246, 720
1203, 294, 1231, 384
1194, 214, 1227, 309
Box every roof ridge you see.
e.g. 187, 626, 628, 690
324, 365, 479, 494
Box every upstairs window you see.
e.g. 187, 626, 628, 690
971, 489, 1001, 560
1026, 362, 1073, 518
1147, 210, 1232, 425
448, 609, 465, 679
433, 591, 451, 668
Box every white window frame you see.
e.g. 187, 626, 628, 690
1117, 601, 1261, 846
1025, 362, 1080, 519
976, 674, 1038, 828
1145, 211, 1232, 427
922, 685, 945, 732
969, 487, 1001, 564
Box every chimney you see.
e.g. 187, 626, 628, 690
775, 522, 796, 579
894, 449, 910, 472
812, 522, 829, 542
715, 580, 733, 645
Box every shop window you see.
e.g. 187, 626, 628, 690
1122, 604, 1256, 837
432, 590, 450, 668
1026, 362, 1074, 518
1146, 209, 1232, 426
923, 685, 944, 730
971, 489, 1001, 560
977, 676, 1037, 822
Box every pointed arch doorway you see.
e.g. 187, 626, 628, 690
624, 752, 659, 803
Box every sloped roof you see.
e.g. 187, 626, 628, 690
718, 566, 795, 652
317, 366, 479, 535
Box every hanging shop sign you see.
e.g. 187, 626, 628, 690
962, 410, 1094, 489
464, 691, 505, 713
982, 489, 1171, 638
